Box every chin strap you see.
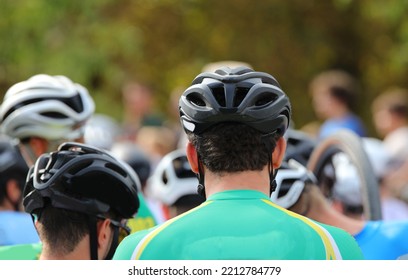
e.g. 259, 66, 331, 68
196, 152, 206, 199
269, 160, 277, 195
262, 133, 278, 196
104, 226, 119, 260
20, 142, 38, 167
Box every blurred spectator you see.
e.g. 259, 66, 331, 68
120, 81, 164, 142
136, 125, 178, 168
371, 87, 408, 165
309, 69, 366, 139
371, 87, 408, 203
329, 138, 408, 221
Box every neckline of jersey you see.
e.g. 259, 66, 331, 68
207, 189, 269, 201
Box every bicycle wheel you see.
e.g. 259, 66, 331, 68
307, 129, 382, 220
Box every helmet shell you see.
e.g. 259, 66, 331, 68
0, 74, 95, 141
179, 67, 291, 135
146, 149, 199, 206
23, 142, 140, 219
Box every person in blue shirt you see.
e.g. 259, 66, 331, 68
309, 69, 366, 139
0, 138, 39, 245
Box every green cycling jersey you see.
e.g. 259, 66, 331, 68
126, 193, 158, 234
113, 190, 363, 260
0, 243, 42, 260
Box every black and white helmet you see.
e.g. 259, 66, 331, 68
146, 149, 199, 206
271, 159, 317, 209
0, 74, 95, 141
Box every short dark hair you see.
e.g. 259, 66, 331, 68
372, 87, 408, 120
329, 86, 355, 109
187, 123, 280, 174
35, 206, 89, 255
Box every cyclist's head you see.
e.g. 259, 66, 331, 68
147, 149, 204, 216
271, 159, 317, 214
0, 74, 95, 142
0, 138, 29, 209
331, 137, 390, 216
179, 67, 291, 195
110, 141, 152, 188
23, 142, 140, 259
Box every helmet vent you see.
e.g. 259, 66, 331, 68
255, 94, 277, 107
186, 93, 206, 107
105, 162, 126, 177
162, 170, 169, 185
67, 161, 93, 175
212, 87, 226, 107
278, 179, 296, 198
234, 87, 250, 106
173, 157, 195, 178
41, 112, 67, 119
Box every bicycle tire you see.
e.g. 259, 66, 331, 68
307, 129, 382, 220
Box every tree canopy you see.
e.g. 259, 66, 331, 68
1, 0, 408, 136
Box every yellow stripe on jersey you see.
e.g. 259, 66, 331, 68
132, 201, 213, 260
262, 199, 342, 260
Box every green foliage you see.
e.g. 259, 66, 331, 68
1, 0, 408, 135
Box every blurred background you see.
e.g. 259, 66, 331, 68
1, 0, 408, 136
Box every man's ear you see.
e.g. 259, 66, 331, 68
272, 137, 287, 169
186, 141, 199, 174
97, 219, 112, 259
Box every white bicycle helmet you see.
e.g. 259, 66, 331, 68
0, 74, 95, 141
271, 159, 317, 209
146, 149, 199, 206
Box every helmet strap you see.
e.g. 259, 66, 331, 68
88, 216, 99, 260
104, 225, 119, 260
20, 142, 38, 167
261, 133, 277, 195
196, 152, 206, 199
268, 159, 277, 195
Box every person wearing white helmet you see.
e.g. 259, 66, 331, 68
0, 74, 95, 167
272, 157, 408, 260
331, 137, 408, 221
146, 149, 205, 219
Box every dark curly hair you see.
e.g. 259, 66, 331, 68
187, 123, 281, 174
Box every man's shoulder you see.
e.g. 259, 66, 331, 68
316, 221, 364, 259
113, 227, 157, 260
0, 242, 42, 260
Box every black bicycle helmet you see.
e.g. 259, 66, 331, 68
23, 142, 140, 219
0, 139, 29, 177
110, 141, 151, 187
0, 138, 29, 209
179, 66, 291, 136
284, 128, 317, 167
